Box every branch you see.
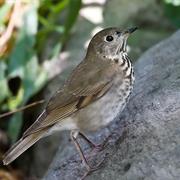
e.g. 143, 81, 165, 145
0, 99, 45, 119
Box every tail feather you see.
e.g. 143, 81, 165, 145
3, 130, 46, 165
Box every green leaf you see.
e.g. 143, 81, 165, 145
62, 0, 82, 43
164, 0, 180, 6
8, 112, 23, 143
0, 61, 9, 104
7, 4, 47, 142
50, 0, 69, 14
0, 3, 12, 26
22, 55, 47, 102
7, 86, 24, 110
163, 1, 180, 27
50, 43, 62, 59
8, 5, 38, 78
38, 15, 52, 29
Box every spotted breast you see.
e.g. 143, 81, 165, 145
74, 52, 134, 131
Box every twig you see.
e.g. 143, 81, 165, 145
0, 99, 45, 119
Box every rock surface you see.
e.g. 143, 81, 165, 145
43, 30, 180, 180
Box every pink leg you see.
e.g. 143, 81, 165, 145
79, 132, 109, 153
70, 131, 105, 179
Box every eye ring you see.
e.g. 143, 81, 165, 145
106, 35, 114, 42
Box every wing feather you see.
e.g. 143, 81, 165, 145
23, 60, 116, 136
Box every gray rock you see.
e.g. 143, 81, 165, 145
43, 30, 180, 180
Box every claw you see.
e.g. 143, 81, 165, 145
70, 131, 106, 179
80, 157, 105, 180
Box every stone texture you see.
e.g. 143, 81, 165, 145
43, 30, 180, 180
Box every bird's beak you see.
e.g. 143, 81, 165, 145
127, 27, 138, 34
117, 27, 138, 53
122, 27, 138, 37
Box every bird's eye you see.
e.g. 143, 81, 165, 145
106, 35, 114, 42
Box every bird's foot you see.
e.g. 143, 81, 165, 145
80, 157, 105, 180
91, 143, 105, 154
90, 134, 112, 154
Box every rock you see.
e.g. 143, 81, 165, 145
43, 30, 180, 180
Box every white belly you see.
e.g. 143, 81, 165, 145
74, 77, 133, 131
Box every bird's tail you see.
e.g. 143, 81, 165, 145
3, 129, 46, 165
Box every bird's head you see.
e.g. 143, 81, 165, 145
87, 27, 137, 60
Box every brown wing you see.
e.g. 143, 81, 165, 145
23, 82, 112, 137
23, 59, 115, 136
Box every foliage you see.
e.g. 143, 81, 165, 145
37, 0, 81, 58
0, 0, 81, 142
163, 0, 180, 27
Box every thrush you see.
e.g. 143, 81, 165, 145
3, 27, 137, 176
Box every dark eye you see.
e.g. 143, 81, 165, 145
106, 35, 113, 42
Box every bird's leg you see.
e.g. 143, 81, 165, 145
79, 132, 98, 147
79, 132, 107, 152
70, 131, 104, 179
70, 131, 89, 170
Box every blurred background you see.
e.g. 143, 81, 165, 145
0, 0, 179, 179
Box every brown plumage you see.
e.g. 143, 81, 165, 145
3, 27, 137, 173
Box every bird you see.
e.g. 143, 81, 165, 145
3, 27, 137, 176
